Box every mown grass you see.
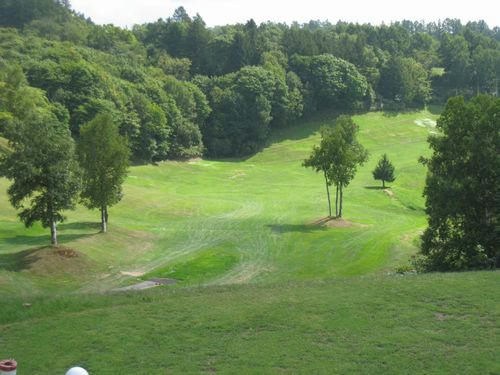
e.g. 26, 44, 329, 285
0, 109, 438, 295
1, 271, 498, 373
1, 109, 499, 373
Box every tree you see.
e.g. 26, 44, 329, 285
419, 95, 499, 271
372, 154, 395, 188
78, 113, 130, 233
0, 110, 81, 246
328, 116, 369, 217
378, 56, 431, 107
304, 116, 368, 218
303, 127, 339, 217
291, 54, 369, 111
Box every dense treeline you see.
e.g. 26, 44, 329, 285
0, 0, 499, 160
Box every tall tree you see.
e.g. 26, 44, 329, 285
372, 154, 396, 188
0, 110, 81, 246
304, 116, 368, 218
329, 116, 369, 217
419, 95, 499, 271
78, 113, 130, 232
303, 127, 340, 217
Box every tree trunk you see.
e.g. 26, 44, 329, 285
104, 206, 109, 224
339, 185, 343, 218
383, 180, 385, 188
50, 220, 58, 246
101, 206, 107, 233
335, 185, 339, 217
324, 171, 332, 218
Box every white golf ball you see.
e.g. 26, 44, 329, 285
66, 367, 89, 375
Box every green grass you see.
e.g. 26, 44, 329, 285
0, 109, 437, 294
142, 246, 239, 284
1, 109, 499, 373
1, 271, 499, 373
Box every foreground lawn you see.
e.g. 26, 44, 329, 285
0, 109, 437, 294
1, 271, 499, 374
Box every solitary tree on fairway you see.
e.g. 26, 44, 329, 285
303, 127, 339, 217
329, 116, 369, 217
0, 111, 81, 246
304, 116, 368, 218
372, 154, 395, 188
78, 113, 130, 232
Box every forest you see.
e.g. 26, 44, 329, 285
0, 0, 498, 161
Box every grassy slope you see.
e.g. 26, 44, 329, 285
1, 110, 499, 373
1, 272, 499, 373
0, 110, 436, 295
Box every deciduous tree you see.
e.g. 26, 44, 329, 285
0, 110, 80, 245
78, 113, 130, 232
419, 95, 499, 270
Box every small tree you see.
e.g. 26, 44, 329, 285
78, 113, 130, 232
0, 111, 81, 246
372, 154, 395, 188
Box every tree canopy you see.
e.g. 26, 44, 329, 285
419, 95, 499, 271
372, 154, 396, 188
0, 2, 498, 159
0, 67, 80, 245
78, 113, 130, 232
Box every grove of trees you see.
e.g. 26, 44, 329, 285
0, 1, 498, 160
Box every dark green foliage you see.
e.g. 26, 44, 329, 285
0, 0, 70, 29
291, 54, 369, 111
78, 113, 130, 232
379, 56, 431, 107
372, 154, 396, 188
199, 66, 277, 157
1, 2, 499, 160
0, 66, 80, 245
420, 95, 500, 270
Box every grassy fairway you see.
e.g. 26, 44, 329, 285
1, 272, 499, 373
1, 109, 499, 374
0, 110, 437, 294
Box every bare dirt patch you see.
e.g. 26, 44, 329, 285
310, 217, 355, 228
54, 247, 80, 258
384, 189, 394, 197
16, 246, 92, 278
187, 157, 203, 164
120, 271, 145, 277
113, 278, 178, 292
434, 312, 451, 321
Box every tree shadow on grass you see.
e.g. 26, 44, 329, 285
0, 248, 41, 272
267, 223, 328, 234
58, 222, 101, 231
0, 231, 96, 249
364, 186, 387, 190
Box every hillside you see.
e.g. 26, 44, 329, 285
1, 109, 436, 295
